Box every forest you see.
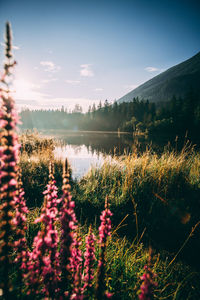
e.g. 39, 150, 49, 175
20, 91, 200, 138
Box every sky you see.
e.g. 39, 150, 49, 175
0, 0, 200, 112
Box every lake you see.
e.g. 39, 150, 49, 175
40, 130, 191, 179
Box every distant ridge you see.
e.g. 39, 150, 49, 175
118, 52, 200, 104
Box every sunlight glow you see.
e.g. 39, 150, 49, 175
13, 78, 41, 101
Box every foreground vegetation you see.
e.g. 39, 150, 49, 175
22, 208, 200, 299
2, 111, 200, 300
1, 22, 200, 299
20, 137, 200, 265
17, 133, 200, 299
75, 146, 200, 267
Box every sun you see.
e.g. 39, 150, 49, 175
13, 78, 41, 101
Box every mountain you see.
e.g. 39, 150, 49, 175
118, 51, 200, 104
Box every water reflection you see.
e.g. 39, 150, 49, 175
54, 144, 108, 180
40, 130, 193, 179
42, 130, 139, 156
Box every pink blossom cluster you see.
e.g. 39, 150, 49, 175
40, 177, 60, 298
70, 233, 83, 300
59, 162, 78, 297
95, 198, 113, 300
0, 22, 21, 298
13, 172, 29, 261
83, 227, 96, 294
139, 265, 157, 300
99, 199, 113, 245
25, 166, 60, 298
12, 171, 29, 296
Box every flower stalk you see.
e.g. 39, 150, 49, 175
95, 197, 112, 300
139, 247, 157, 300
59, 159, 77, 298
13, 169, 29, 296
83, 226, 96, 296
0, 22, 19, 299
70, 231, 83, 300
25, 162, 60, 298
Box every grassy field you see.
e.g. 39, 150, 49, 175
74, 146, 200, 250
16, 133, 200, 298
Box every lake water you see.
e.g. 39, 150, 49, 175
40, 130, 189, 180
40, 130, 134, 179
54, 144, 108, 179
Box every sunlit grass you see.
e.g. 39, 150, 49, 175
79, 143, 200, 207
20, 130, 55, 155
74, 145, 200, 270
18, 133, 200, 298
19, 132, 63, 207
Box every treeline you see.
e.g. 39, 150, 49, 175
20, 99, 156, 132
20, 91, 200, 137
149, 90, 200, 137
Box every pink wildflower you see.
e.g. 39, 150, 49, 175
59, 159, 78, 298
139, 248, 157, 300
0, 22, 20, 298
26, 162, 60, 298
83, 226, 96, 295
105, 291, 113, 298
70, 233, 83, 299
13, 170, 29, 295
95, 197, 113, 300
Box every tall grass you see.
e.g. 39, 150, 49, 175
74, 146, 200, 267
19, 145, 63, 207
20, 130, 55, 155
19, 134, 200, 266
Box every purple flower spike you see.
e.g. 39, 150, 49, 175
139, 248, 157, 300
13, 169, 29, 295
0, 22, 20, 299
59, 158, 78, 298
25, 162, 60, 298
82, 225, 96, 296
95, 197, 113, 300
70, 232, 83, 300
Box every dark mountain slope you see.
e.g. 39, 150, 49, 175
118, 51, 200, 103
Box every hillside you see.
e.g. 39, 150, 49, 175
118, 51, 200, 104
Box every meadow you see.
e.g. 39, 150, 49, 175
1, 22, 200, 300
18, 132, 200, 299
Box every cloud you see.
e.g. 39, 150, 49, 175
65, 80, 80, 85
40, 61, 61, 72
145, 67, 159, 72
80, 64, 94, 77
94, 88, 103, 92
42, 78, 58, 83
13, 45, 20, 50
